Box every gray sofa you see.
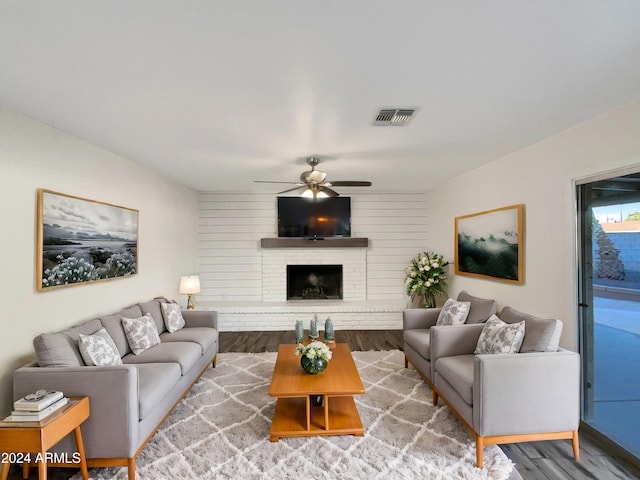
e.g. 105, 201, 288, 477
13, 298, 218, 480
404, 296, 580, 468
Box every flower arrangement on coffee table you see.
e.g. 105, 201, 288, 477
294, 341, 333, 374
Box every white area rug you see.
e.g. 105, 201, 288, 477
75, 350, 514, 480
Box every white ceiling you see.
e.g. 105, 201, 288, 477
1, 1, 640, 193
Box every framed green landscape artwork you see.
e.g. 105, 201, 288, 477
36, 189, 139, 291
455, 204, 524, 284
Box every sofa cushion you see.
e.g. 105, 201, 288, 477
79, 328, 122, 366
33, 318, 103, 367
161, 303, 186, 333
139, 300, 166, 335
33, 333, 83, 367
402, 328, 431, 360
122, 342, 202, 374
62, 318, 104, 342
136, 363, 182, 420
435, 354, 475, 405
100, 305, 143, 356
457, 291, 498, 324
475, 315, 525, 354
436, 298, 470, 326
122, 313, 161, 355
500, 306, 563, 353
403, 329, 431, 359
161, 327, 218, 354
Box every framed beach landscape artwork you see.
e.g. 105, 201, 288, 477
36, 189, 139, 291
454, 204, 524, 284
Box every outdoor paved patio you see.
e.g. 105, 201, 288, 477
592, 296, 640, 457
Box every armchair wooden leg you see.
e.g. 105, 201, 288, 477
127, 458, 135, 480
432, 390, 438, 406
572, 430, 580, 461
404, 354, 408, 368
476, 436, 484, 469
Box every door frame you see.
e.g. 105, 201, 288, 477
574, 164, 640, 464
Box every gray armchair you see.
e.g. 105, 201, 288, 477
403, 290, 497, 399
430, 307, 580, 468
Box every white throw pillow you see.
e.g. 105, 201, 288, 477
78, 328, 122, 366
161, 302, 186, 333
475, 315, 525, 354
121, 313, 161, 355
436, 298, 471, 326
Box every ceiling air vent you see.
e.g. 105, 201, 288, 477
374, 108, 416, 126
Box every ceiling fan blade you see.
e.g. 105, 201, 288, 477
327, 181, 372, 187
318, 186, 339, 197
277, 186, 308, 195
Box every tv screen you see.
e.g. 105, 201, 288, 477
277, 197, 351, 238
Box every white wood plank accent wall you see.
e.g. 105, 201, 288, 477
197, 191, 428, 330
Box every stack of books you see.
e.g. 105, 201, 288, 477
4, 390, 68, 422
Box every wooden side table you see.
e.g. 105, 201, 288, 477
0, 397, 90, 480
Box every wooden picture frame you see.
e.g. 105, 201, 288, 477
36, 189, 139, 291
455, 204, 524, 284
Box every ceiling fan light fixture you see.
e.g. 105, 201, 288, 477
300, 185, 336, 200
303, 170, 326, 184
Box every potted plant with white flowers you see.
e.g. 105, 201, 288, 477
404, 251, 449, 308
294, 341, 333, 374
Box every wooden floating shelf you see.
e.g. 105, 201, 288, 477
260, 237, 369, 248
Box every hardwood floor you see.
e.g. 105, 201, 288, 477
220, 330, 640, 480
219, 329, 403, 353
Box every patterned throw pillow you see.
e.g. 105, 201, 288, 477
121, 313, 161, 355
475, 315, 525, 354
161, 302, 186, 333
78, 328, 122, 366
436, 298, 471, 326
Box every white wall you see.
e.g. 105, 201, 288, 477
425, 99, 640, 351
0, 108, 199, 413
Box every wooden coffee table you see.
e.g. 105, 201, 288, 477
268, 343, 365, 441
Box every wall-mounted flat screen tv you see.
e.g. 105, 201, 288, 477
277, 197, 351, 238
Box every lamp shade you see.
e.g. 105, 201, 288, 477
179, 275, 201, 294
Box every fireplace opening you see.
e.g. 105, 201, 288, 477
287, 265, 343, 300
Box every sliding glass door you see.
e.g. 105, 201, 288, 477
577, 171, 640, 460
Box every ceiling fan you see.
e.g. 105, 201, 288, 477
254, 157, 372, 199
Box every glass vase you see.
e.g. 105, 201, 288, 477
324, 317, 334, 342
300, 355, 328, 374
309, 317, 318, 340
295, 320, 304, 343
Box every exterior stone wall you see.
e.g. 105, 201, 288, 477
594, 231, 640, 277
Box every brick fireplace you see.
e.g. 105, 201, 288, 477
205, 246, 402, 330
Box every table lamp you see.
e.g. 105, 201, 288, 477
179, 275, 201, 310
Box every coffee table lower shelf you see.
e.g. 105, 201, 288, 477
269, 396, 364, 442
